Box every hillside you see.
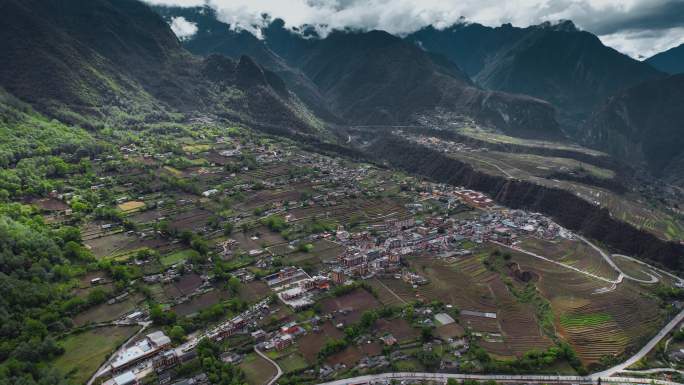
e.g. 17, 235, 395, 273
0, 88, 100, 168
0, 0, 320, 134
582, 74, 684, 182
407, 21, 663, 131
646, 43, 684, 74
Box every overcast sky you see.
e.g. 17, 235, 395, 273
145, 0, 684, 59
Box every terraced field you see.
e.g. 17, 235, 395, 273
367, 277, 413, 306
612, 255, 657, 282
409, 254, 497, 312
367, 278, 413, 306
503, 247, 665, 365
518, 238, 620, 281
490, 277, 553, 356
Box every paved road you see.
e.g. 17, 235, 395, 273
578, 236, 657, 284
492, 241, 618, 284
592, 308, 684, 378
255, 347, 283, 385
316, 372, 683, 385
614, 254, 682, 285
622, 368, 684, 375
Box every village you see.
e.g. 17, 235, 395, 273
73, 128, 581, 385
28, 125, 675, 385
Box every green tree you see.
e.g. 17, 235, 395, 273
169, 325, 186, 344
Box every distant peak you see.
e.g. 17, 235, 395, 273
536, 19, 578, 32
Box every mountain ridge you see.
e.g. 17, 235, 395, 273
152, 7, 564, 139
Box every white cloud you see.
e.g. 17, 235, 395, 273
599, 27, 684, 59
144, 0, 684, 58
169, 16, 199, 40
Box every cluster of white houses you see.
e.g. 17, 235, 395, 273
108, 331, 172, 375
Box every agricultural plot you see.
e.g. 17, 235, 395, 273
374, 318, 420, 343
172, 289, 230, 317
128, 207, 173, 224
168, 208, 212, 232
32, 197, 69, 212
367, 277, 415, 306
325, 343, 383, 367
232, 226, 287, 250
408, 254, 497, 312
240, 353, 277, 385
488, 151, 615, 180
117, 200, 145, 213
286, 198, 409, 228
242, 164, 292, 182
489, 277, 552, 356
72, 293, 144, 327
160, 248, 195, 267
84, 231, 168, 260
297, 321, 345, 363
283, 239, 344, 267
71, 271, 113, 299
321, 288, 382, 325
508, 248, 664, 365
52, 325, 139, 384
72, 282, 115, 299
275, 351, 308, 374
552, 284, 663, 365
162, 273, 204, 299
238, 280, 271, 303
457, 126, 603, 155
240, 186, 306, 210
182, 143, 212, 154
460, 314, 500, 334
148, 283, 172, 303
435, 323, 466, 340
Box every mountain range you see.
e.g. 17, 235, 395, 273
153, 6, 684, 180
154, 6, 562, 139
406, 21, 664, 131
1, 0, 683, 179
